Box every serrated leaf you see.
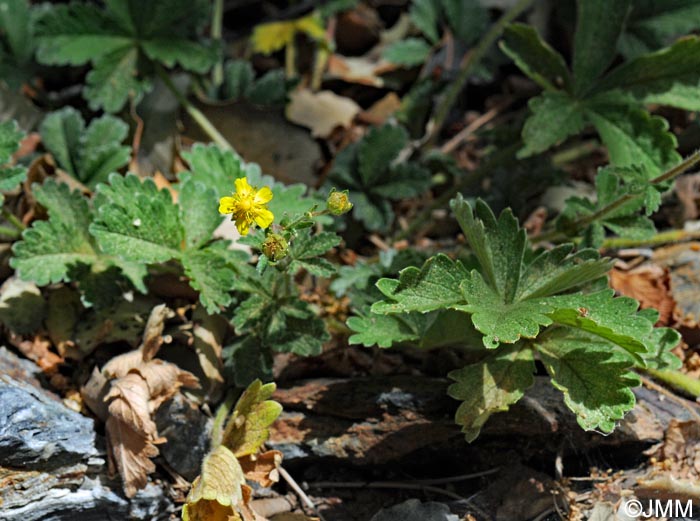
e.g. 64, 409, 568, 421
519, 92, 586, 157
535, 327, 639, 433
288, 230, 340, 277
270, 314, 329, 355
584, 97, 680, 174
442, 0, 488, 45
0, 120, 26, 204
0, 0, 33, 66
348, 311, 426, 348
40, 108, 131, 188
36, 0, 216, 112
358, 124, 409, 186
373, 254, 469, 314
448, 345, 535, 442
620, 0, 700, 59
182, 243, 237, 314
91, 174, 183, 263
595, 36, 700, 110
11, 180, 97, 285
500, 23, 571, 92
643, 326, 682, 370
223, 60, 254, 100
220, 379, 282, 457
410, 0, 440, 44
450, 195, 525, 302
382, 38, 432, 67
548, 289, 652, 361
454, 272, 555, 348
247, 69, 289, 107
572, 0, 631, 96
179, 178, 220, 250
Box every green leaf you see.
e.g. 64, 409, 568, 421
220, 379, 282, 457
454, 272, 555, 348
572, 0, 631, 96
348, 311, 427, 348
11, 180, 96, 285
247, 70, 289, 107
584, 97, 680, 174
358, 124, 408, 186
91, 173, 183, 263
373, 254, 469, 314
519, 92, 586, 157
535, 327, 640, 433
40, 108, 131, 188
442, 0, 488, 45
595, 36, 700, 111
0, 120, 26, 204
643, 326, 682, 370
182, 242, 237, 313
0, 0, 33, 65
269, 313, 329, 356
223, 60, 254, 100
548, 289, 652, 361
448, 345, 535, 442
179, 178, 221, 250
500, 23, 572, 92
619, 0, 700, 58
410, 0, 440, 44
450, 195, 525, 302
36, 0, 216, 112
382, 38, 432, 67
288, 230, 341, 278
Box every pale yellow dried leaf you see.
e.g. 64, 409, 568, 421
138, 359, 199, 411
286, 89, 360, 138
239, 450, 282, 488
102, 350, 143, 379
140, 303, 171, 361
105, 372, 157, 436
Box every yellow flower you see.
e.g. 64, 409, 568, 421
252, 15, 326, 55
219, 178, 274, 236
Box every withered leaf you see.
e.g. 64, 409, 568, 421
239, 450, 282, 488
106, 415, 158, 498
105, 372, 157, 436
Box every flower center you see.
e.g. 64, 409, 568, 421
240, 198, 253, 211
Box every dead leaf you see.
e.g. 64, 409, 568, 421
358, 93, 401, 126
106, 372, 158, 436
239, 450, 282, 488
81, 366, 109, 421
327, 54, 389, 87
106, 415, 159, 498
139, 303, 171, 361
286, 89, 360, 138
609, 264, 676, 325
138, 359, 199, 411
9, 332, 62, 375
192, 306, 227, 398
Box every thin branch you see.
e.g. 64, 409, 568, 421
279, 466, 327, 521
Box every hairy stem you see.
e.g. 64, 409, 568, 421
602, 229, 700, 248
211, 0, 225, 88
0, 224, 19, 239
425, 0, 534, 148
3, 209, 25, 231
644, 368, 700, 399
156, 66, 234, 150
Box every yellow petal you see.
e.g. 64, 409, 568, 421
252, 21, 295, 54
295, 15, 326, 41
254, 186, 273, 204
235, 217, 251, 236
234, 177, 251, 194
253, 208, 274, 229
218, 196, 236, 214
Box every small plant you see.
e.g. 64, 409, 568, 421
350, 188, 682, 441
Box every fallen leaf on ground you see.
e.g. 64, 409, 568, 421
610, 264, 675, 325
286, 89, 360, 138
239, 450, 282, 487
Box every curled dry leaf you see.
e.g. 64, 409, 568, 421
82, 304, 199, 497
286, 89, 360, 138
239, 450, 282, 488
609, 264, 676, 325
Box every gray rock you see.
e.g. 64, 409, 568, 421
370, 499, 459, 521
0, 374, 97, 469
155, 393, 211, 481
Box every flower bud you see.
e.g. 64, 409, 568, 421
261, 233, 289, 261
326, 189, 353, 215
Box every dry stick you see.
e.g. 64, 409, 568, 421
424, 0, 535, 149
440, 101, 509, 154
279, 466, 328, 521
533, 148, 700, 244
155, 65, 234, 151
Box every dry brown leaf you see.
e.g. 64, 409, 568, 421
81, 366, 109, 421
358, 93, 401, 126
658, 420, 700, 479
192, 307, 227, 397
9, 333, 63, 375
286, 89, 360, 138
239, 450, 282, 488
106, 372, 158, 436
609, 265, 676, 325
102, 350, 144, 379
137, 359, 199, 411
139, 303, 171, 361
106, 415, 159, 498
326, 54, 394, 87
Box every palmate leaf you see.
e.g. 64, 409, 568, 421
182, 243, 237, 314
40, 108, 131, 188
35, 0, 216, 112
288, 230, 341, 277
448, 344, 535, 442
534, 327, 640, 433
518, 92, 586, 158
91, 174, 182, 263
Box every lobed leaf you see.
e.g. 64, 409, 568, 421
519, 92, 586, 157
